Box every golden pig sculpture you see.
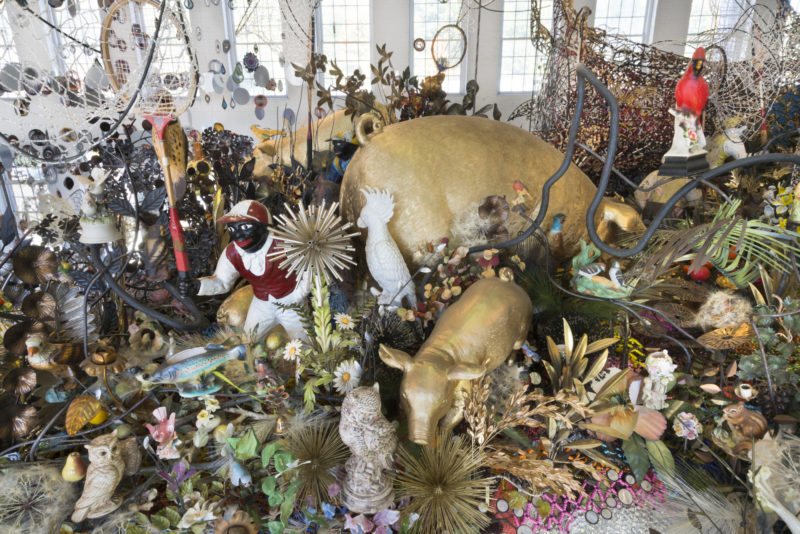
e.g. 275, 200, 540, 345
379, 277, 532, 445
341, 115, 645, 267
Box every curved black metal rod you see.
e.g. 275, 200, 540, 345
576, 141, 735, 205
89, 245, 209, 331
587, 152, 800, 257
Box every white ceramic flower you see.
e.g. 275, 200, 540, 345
203, 396, 221, 413
177, 499, 218, 529
282, 339, 303, 361
335, 312, 356, 331
333, 359, 362, 394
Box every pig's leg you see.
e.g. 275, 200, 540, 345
439, 381, 470, 433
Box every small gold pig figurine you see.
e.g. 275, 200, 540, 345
380, 277, 532, 445
723, 402, 768, 455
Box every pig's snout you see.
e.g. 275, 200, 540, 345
408, 420, 436, 445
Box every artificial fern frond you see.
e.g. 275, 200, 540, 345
635, 200, 800, 288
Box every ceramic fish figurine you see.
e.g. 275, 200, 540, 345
71, 429, 141, 522
140, 343, 247, 397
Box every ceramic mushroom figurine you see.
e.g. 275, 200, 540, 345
71, 429, 141, 523
339, 383, 397, 514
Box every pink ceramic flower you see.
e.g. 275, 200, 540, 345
146, 407, 180, 459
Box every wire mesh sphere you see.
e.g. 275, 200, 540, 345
0, 0, 197, 163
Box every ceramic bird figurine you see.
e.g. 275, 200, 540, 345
571, 240, 633, 298
357, 187, 416, 309
250, 125, 286, 140
676, 47, 709, 119
71, 429, 141, 522
25, 334, 82, 381
511, 179, 535, 213
547, 213, 566, 257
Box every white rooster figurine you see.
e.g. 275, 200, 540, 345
357, 187, 416, 309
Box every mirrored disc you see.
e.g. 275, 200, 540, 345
496, 499, 509, 513
517, 526, 533, 534
606, 470, 619, 482
640, 479, 653, 492
233, 87, 249, 105
605, 496, 617, 508
618, 488, 634, 506
253, 65, 269, 86
226, 75, 237, 92
513, 507, 524, 518
584, 510, 599, 524
212, 74, 225, 93
254, 106, 265, 120
600, 508, 612, 520
624, 474, 636, 485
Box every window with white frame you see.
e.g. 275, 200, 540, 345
317, 0, 371, 88
4, 159, 46, 226
230, 0, 287, 96
499, 0, 552, 93
411, 0, 465, 94
0, 10, 19, 65
592, 0, 656, 43
685, 0, 752, 59
47, 0, 105, 78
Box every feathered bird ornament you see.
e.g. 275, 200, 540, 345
357, 187, 416, 309
675, 47, 709, 119
547, 213, 566, 258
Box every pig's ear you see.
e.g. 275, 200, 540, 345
379, 345, 413, 371
447, 362, 485, 381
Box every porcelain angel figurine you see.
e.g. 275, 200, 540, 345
641, 350, 677, 410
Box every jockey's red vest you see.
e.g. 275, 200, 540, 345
225, 239, 297, 301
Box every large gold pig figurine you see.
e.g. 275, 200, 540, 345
341, 115, 644, 267
379, 277, 532, 445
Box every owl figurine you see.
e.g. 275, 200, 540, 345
71, 429, 141, 523
339, 383, 397, 514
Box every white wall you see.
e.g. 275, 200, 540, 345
1, 0, 773, 146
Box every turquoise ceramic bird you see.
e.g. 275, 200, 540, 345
141, 343, 247, 397
548, 213, 566, 258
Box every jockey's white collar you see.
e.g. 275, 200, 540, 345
233, 235, 274, 276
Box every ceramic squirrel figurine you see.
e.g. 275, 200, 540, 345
723, 402, 768, 454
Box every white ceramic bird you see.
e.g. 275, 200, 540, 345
357, 187, 416, 309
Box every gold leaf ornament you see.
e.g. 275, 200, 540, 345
65, 395, 102, 435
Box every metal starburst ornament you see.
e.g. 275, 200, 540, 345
267, 201, 359, 283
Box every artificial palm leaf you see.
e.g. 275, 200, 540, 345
635, 200, 800, 288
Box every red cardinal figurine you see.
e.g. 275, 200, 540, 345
675, 47, 709, 118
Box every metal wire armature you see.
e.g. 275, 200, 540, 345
0, 0, 197, 163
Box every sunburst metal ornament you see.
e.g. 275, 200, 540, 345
267, 201, 359, 283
